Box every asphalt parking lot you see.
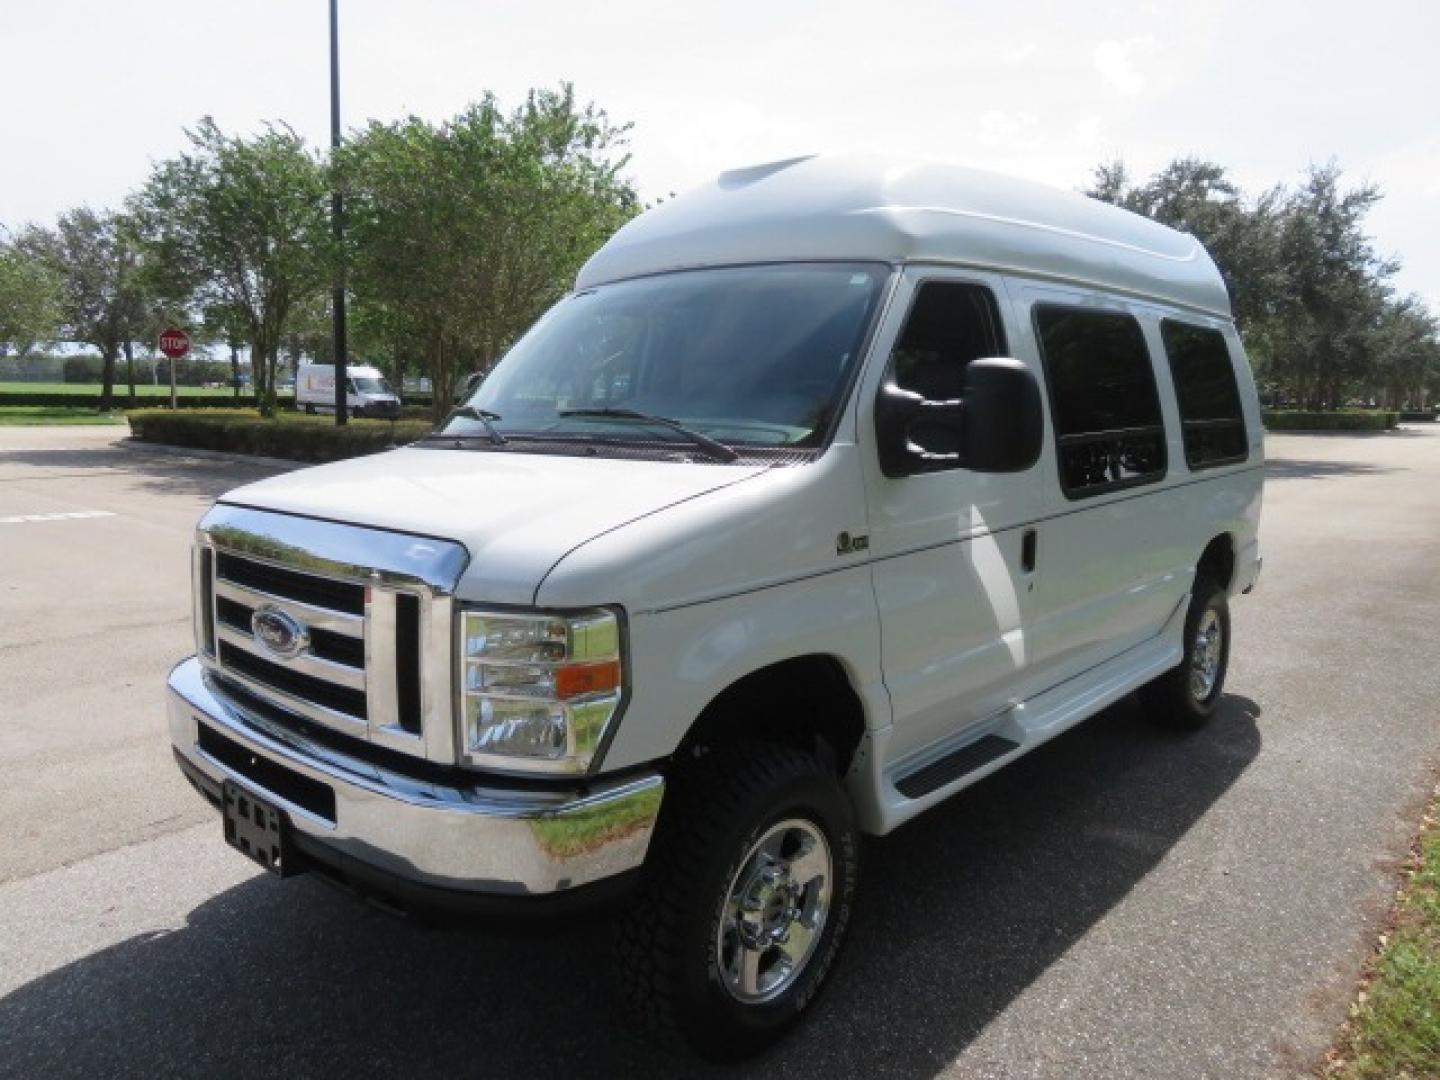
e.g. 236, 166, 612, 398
2, 424, 1438, 1079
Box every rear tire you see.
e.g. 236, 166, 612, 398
302, 403, 315, 415
616, 742, 860, 1060
1141, 577, 1230, 729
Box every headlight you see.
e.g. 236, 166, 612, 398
458, 608, 624, 775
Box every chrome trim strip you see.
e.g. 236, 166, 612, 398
216, 623, 367, 691
168, 657, 664, 895
191, 544, 215, 658
422, 594, 458, 763
365, 583, 397, 732
364, 585, 424, 750
201, 504, 470, 593
199, 655, 368, 733
213, 579, 364, 638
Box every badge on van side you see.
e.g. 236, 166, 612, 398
836, 531, 870, 556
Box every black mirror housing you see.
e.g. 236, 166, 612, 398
961, 357, 1043, 473
875, 357, 1042, 477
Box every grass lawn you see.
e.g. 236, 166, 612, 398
1326, 783, 1440, 1078
0, 381, 238, 397
0, 406, 127, 426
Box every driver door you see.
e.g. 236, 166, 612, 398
858, 268, 1051, 764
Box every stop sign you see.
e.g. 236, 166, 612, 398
159, 328, 190, 360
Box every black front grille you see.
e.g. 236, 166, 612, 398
216, 596, 364, 669
216, 553, 365, 615
215, 595, 249, 633
197, 723, 336, 823
310, 627, 365, 668
219, 641, 368, 719
395, 593, 422, 735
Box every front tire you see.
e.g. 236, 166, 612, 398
1141, 577, 1231, 728
616, 743, 860, 1060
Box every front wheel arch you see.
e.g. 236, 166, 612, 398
671, 654, 869, 779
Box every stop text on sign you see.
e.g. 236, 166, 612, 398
159, 328, 190, 360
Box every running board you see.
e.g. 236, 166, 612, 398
853, 593, 1193, 836
894, 734, 1020, 798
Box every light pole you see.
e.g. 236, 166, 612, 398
330, 0, 349, 425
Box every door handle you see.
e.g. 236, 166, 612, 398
1021, 528, 1038, 573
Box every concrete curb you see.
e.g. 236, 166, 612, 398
114, 436, 302, 472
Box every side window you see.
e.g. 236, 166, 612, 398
885, 282, 1006, 467
1160, 320, 1249, 469
1034, 304, 1167, 498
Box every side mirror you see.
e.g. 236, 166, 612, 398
961, 357, 1044, 472
875, 357, 1043, 477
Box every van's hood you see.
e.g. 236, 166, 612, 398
220, 447, 769, 604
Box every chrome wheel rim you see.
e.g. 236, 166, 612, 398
1189, 608, 1223, 702
716, 818, 833, 1004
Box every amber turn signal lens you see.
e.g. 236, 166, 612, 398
554, 659, 622, 699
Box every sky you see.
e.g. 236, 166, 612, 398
3, 0, 1437, 309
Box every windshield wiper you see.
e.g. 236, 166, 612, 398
557, 408, 739, 463
426, 405, 507, 446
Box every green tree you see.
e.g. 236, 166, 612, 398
198, 302, 252, 400
338, 84, 639, 415
1088, 157, 1436, 410
1086, 157, 1284, 333
135, 118, 330, 416
1365, 296, 1440, 410
0, 229, 63, 357
1265, 164, 1397, 409
17, 210, 151, 409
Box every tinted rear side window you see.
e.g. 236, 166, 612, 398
1160, 320, 1249, 469
1034, 305, 1167, 498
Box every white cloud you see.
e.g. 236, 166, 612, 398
0, 0, 1435, 310
978, 110, 1041, 148
1070, 115, 1107, 147
1359, 136, 1440, 308
1094, 36, 1157, 96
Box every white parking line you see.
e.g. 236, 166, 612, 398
0, 510, 117, 524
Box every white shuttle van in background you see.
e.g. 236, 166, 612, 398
296, 362, 401, 418
168, 155, 1263, 1058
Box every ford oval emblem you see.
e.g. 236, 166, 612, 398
251, 604, 309, 660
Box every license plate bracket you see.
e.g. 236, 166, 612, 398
222, 781, 299, 877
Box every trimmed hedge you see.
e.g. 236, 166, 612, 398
127, 409, 433, 463
1263, 409, 1399, 431
1399, 410, 1438, 423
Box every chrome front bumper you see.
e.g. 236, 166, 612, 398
167, 657, 664, 897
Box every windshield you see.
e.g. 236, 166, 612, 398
456, 263, 887, 449
351, 377, 393, 395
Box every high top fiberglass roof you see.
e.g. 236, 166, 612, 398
576, 154, 1231, 319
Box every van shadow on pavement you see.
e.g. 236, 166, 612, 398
0, 695, 1261, 1079
0, 439, 286, 503
1264, 456, 1396, 481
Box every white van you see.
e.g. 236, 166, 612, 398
296, 362, 401, 418
169, 156, 1262, 1058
